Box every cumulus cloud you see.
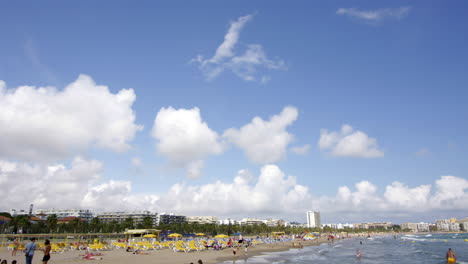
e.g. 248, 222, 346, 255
318, 124, 384, 158
151, 107, 224, 178
336, 7, 410, 21
0, 75, 142, 162
223, 106, 298, 164
192, 14, 286, 82
0, 157, 102, 209
291, 144, 310, 155
2, 159, 467, 220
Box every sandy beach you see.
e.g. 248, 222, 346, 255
0, 237, 330, 264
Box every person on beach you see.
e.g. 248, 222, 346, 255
12, 261, 17, 264
42, 239, 51, 264
24, 237, 37, 264
232, 246, 237, 256
197, 260, 203, 264
12, 238, 20, 256
446, 248, 456, 263
1, 260, 7, 264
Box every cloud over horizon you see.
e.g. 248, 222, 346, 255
1, 159, 466, 222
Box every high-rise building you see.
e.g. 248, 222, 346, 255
97, 211, 157, 226
306, 211, 321, 228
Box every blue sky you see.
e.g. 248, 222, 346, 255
1, 1, 467, 223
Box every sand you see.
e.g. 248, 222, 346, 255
0, 237, 330, 264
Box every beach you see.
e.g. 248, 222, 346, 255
0, 237, 329, 264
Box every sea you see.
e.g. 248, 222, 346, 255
221, 233, 468, 264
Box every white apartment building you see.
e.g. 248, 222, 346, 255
97, 211, 157, 226
401, 222, 419, 232
306, 211, 321, 228
218, 219, 238, 225
238, 218, 265, 226
449, 222, 460, 232
436, 219, 450, 232
186, 216, 218, 224
35, 208, 93, 222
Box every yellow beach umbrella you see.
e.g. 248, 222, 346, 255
143, 234, 157, 238
196, 233, 206, 236
215, 234, 229, 238
168, 233, 182, 238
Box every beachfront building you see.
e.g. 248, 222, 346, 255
156, 213, 186, 225
264, 218, 286, 227
436, 219, 450, 232
35, 208, 93, 222
461, 222, 468, 231
401, 222, 419, 232
97, 211, 157, 226
449, 222, 460, 232
239, 218, 265, 226
355, 222, 392, 230
9, 209, 29, 216
186, 216, 218, 224
218, 219, 238, 225
306, 211, 321, 228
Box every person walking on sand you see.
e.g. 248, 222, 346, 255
446, 248, 456, 263
42, 239, 51, 264
24, 238, 37, 264
12, 238, 20, 256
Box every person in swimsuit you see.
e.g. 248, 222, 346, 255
12, 238, 20, 256
446, 248, 456, 263
42, 239, 51, 264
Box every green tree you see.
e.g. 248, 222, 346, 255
123, 217, 134, 229
46, 214, 58, 233
89, 217, 101, 233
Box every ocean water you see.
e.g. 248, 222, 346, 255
221, 233, 468, 264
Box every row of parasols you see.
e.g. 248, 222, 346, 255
142, 233, 230, 238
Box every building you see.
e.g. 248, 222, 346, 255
306, 211, 321, 228
57, 216, 86, 224
436, 219, 450, 232
97, 211, 157, 226
449, 222, 460, 232
35, 209, 93, 222
264, 218, 286, 227
401, 222, 419, 232
186, 216, 218, 225
417, 222, 430, 232
355, 222, 392, 230
218, 219, 238, 225
238, 218, 265, 226
156, 213, 186, 225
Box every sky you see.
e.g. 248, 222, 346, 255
0, 1, 467, 224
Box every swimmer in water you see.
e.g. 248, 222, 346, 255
356, 249, 362, 258
446, 248, 456, 263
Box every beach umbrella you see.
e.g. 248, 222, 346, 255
143, 234, 157, 238
215, 234, 229, 238
196, 233, 205, 236
234, 233, 242, 236
168, 233, 182, 238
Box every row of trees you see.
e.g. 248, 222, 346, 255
0, 213, 402, 235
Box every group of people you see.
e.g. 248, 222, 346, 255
11, 238, 51, 264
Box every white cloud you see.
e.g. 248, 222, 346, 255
336, 7, 410, 21
415, 148, 431, 157
319, 124, 384, 158
151, 107, 224, 178
0, 75, 142, 162
0, 157, 102, 209
224, 106, 298, 164
290, 144, 310, 155
2, 159, 467, 220
131, 157, 142, 167
192, 14, 286, 82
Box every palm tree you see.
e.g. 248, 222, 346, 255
46, 214, 58, 233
